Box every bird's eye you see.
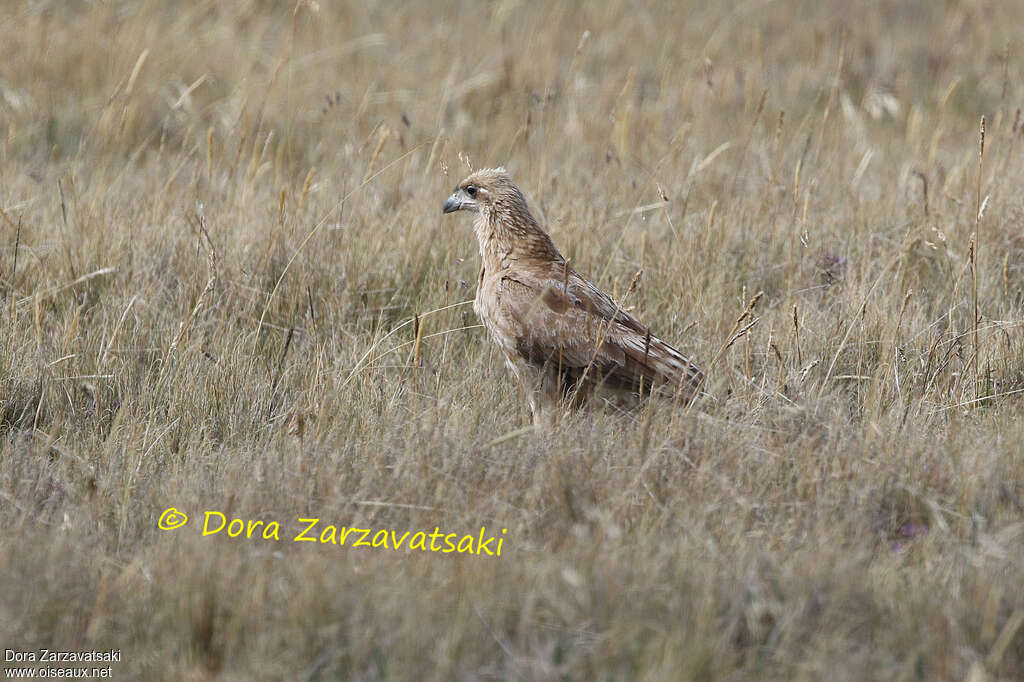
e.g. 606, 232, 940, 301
465, 185, 477, 197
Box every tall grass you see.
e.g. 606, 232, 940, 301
2, 1, 1024, 679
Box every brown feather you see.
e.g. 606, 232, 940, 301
443, 168, 702, 425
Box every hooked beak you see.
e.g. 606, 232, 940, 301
442, 193, 461, 213
442, 188, 478, 214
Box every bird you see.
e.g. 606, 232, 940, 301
442, 167, 703, 426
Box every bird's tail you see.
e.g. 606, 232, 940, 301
613, 331, 703, 399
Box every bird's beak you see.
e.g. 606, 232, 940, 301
443, 188, 479, 214
442, 193, 461, 213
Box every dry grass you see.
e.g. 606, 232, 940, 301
3, 1, 1024, 679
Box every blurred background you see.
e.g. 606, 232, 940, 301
2, 1, 1024, 680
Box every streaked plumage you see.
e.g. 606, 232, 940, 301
443, 168, 702, 426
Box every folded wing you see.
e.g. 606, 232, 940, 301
498, 266, 703, 396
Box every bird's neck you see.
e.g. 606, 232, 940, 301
474, 212, 563, 271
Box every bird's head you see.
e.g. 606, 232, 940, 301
442, 167, 517, 217
441, 166, 559, 259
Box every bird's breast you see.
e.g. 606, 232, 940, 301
473, 274, 501, 327
474, 271, 519, 357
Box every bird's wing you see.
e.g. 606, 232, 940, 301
498, 267, 702, 394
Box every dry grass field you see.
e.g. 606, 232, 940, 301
3, 1, 1024, 679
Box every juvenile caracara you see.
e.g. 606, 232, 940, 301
443, 168, 703, 426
